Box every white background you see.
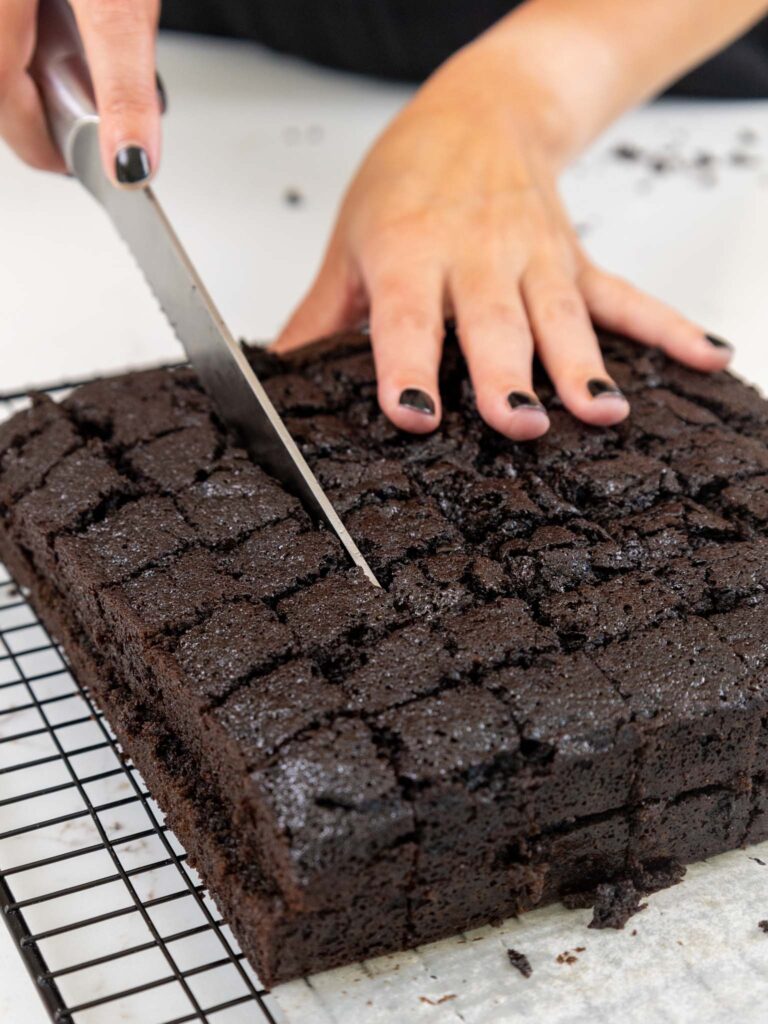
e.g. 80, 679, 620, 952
1, 30, 768, 1024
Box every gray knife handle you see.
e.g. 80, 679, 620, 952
32, 0, 165, 173
31, 0, 97, 171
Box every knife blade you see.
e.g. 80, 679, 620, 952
31, 0, 380, 588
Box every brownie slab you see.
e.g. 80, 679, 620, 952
2, 328, 768, 987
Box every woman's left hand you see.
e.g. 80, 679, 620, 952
273, 34, 732, 440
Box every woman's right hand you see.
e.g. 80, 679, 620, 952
0, 0, 161, 185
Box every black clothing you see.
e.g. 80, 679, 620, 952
160, 1, 768, 97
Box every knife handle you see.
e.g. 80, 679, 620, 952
31, 0, 165, 174
30, 0, 97, 171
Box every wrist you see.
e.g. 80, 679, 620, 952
426, 3, 634, 169
419, 39, 598, 173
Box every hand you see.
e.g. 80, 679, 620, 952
0, 0, 161, 185
275, 39, 733, 440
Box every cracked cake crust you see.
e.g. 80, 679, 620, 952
1, 330, 768, 985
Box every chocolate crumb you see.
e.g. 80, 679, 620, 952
507, 948, 533, 978
556, 951, 579, 965
283, 187, 303, 206
730, 151, 757, 167
612, 143, 641, 161
752, 857, 766, 866
759, 920, 768, 934
564, 860, 684, 919
632, 859, 686, 895
589, 880, 647, 930
419, 994, 457, 1005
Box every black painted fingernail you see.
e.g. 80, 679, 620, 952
399, 388, 435, 415
156, 71, 167, 113
705, 332, 733, 351
115, 145, 151, 185
587, 378, 625, 400
508, 391, 546, 412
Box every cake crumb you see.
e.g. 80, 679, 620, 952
758, 920, 768, 933
751, 857, 766, 866
565, 860, 683, 929
612, 143, 641, 161
589, 880, 647, 930
507, 949, 532, 978
632, 859, 686, 895
556, 951, 579, 965
419, 994, 457, 1005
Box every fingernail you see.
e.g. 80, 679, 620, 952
705, 332, 733, 351
156, 71, 167, 113
508, 391, 546, 412
587, 378, 625, 400
115, 145, 151, 185
399, 388, 435, 415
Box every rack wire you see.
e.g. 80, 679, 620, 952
0, 378, 281, 1024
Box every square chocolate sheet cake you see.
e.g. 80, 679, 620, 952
1, 330, 768, 986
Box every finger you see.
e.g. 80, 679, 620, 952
363, 252, 444, 433
579, 265, 733, 372
522, 265, 630, 427
0, 72, 66, 171
0, 0, 63, 170
71, 0, 160, 187
450, 265, 549, 441
274, 249, 366, 353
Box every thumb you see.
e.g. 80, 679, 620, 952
71, 0, 161, 187
274, 250, 367, 353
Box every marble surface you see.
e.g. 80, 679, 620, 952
1, 29, 768, 1024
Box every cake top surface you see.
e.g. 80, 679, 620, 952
3, 330, 768, 875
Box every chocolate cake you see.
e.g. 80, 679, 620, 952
1, 329, 768, 986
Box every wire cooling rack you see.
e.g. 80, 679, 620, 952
0, 379, 281, 1024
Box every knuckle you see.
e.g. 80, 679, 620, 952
363, 210, 436, 254
669, 313, 697, 339
538, 290, 584, 325
80, 0, 158, 31
464, 300, 528, 338
591, 271, 631, 312
100, 83, 157, 121
0, 55, 23, 102
373, 305, 437, 339
0, 69, 14, 104
362, 228, 408, 262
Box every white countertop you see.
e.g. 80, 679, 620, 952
1, 30, 768, 1024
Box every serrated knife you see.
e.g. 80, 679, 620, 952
31, 0, 379, 587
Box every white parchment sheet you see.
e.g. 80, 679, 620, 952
274, 843, 768, 1024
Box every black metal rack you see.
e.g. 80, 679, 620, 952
0, 379, 280, 1024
